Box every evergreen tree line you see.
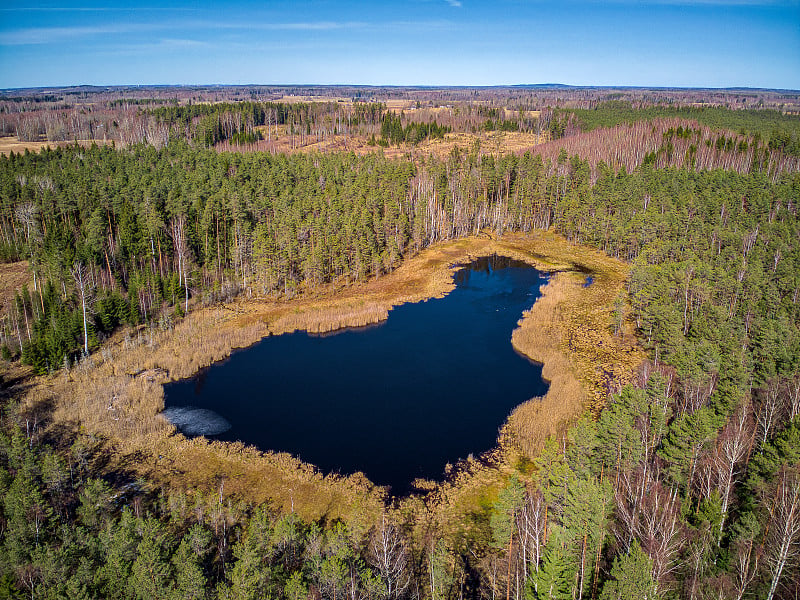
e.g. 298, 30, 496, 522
147, 101, 386, 132
0, 423, 415, 600
377, 113, 451, 146
147, 101, 514, 148
0, 143, 798, 391
561, 102, 800, 157
4, 372, 794, 599
481, 368, 800, 600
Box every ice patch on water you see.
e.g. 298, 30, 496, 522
162, 407, 232, 436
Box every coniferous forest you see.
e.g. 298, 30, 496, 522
0, 86, 799, 599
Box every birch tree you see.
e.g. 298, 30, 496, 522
369, 514, 409, 600
764, 467, 800, 600
169, 215, 191, 314
712, 405, 753, 540
71, 261, 94, 356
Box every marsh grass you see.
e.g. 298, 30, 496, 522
17, 231, 643, 520
271, 301, 389, 334
395, 233, 644, 534
507, 268, 644, 457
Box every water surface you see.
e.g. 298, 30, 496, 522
164, 255, 549, 494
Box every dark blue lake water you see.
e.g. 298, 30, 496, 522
163, 256, 549, 495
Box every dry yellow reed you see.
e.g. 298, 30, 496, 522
15, 230, 644, 521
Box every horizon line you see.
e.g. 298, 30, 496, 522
2, 83, 799, 94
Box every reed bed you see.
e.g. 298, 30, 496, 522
508, 273, 588, 456
16, 231, 643, 518
505, 236, 645, 457
271, 301, 390, 334
396, 233, 645, 530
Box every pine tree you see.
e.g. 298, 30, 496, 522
130, 518, 174, 600
528, 527, 573, 600
599, 542, 660, 600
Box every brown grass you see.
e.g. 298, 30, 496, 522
507, 265, 644, 458
395, 234, 644, 539
0, 261, 31, 318
219, 129, 549, 160
0, 135, 111, 156
274, 95, 352, 105
17, 231, 644, 522
23, 319, 387, 521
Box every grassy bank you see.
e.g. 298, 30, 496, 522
393, 234, 644, 541
15, 231, 643, 521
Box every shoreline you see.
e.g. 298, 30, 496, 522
19, 231, 644, 520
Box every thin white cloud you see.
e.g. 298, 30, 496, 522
255, 21, 368, 30
159, 38, 208, 48
99, 37, 212, 57
0, 20, 365, 46
193, 19, 452, 33
0, 16, 460, 49
446, 0, 463, 6
0, 23, 171, 45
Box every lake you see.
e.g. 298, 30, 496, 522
163, 255, 549, 495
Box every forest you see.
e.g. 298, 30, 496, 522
0, 87, 799, 599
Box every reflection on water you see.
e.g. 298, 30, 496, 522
164, 255, 549, 495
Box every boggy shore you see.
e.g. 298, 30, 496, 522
21, 231, 644, 521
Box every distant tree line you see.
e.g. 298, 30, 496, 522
561, 101, 800, 156
377, 112, 451, 146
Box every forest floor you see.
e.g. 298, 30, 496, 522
15, 231, 644, 526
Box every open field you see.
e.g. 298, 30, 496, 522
274, 95, 352, 104
0, 135, 111, 155
15, 231, 643, 520
223, 127, 548, 159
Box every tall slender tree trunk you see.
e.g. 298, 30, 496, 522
507, 530, 512, 600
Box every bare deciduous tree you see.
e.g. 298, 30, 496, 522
785, 374, 800, 422
755, 379, 785, 448
614, 468, 684, 592
369, 514, 410, 600
517, 488, 548, 591
169, 215, 192, 314
764, 467, 800, 600
71, 261, 95, 356
713, 405, 753, 540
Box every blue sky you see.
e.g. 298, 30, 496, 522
0, 0, 798, 89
